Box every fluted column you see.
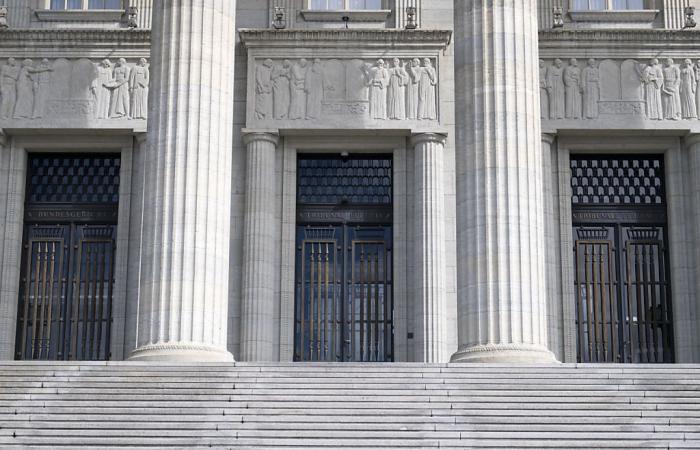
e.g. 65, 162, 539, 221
5, 0, 31, 28
412, 133, 448, 362
686, 134, 700, 360
129, 0, 236, 361
240, 131, 279, 361
452, 0, 557, 363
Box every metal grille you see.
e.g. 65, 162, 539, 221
16, 154, 119, 361
297, 156, 392, 205
27, 155, 121, 204
295, 226, 393, 362
571, 154, 673, 364
16, 224, 116, 360
571, 155, 664, 206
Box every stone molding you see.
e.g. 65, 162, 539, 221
410, 132, 446, 146
450, 343, 559, 364
299, 9, 391, 22
129, 342, 235, 362
0, 29, 150, 45
239, 29, 452, 49
242, 130, 280, 146
34, 9, 126, 22
685, 133, 700, 147
540, 29, 700, 49
567, 10, 659, 23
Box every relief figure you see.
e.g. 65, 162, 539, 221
0, 58, 19, 119
271, 60, 291, 119
662, 58, 681, 121
695, 60, 700, 119
305, 59, 324, 120
539, 59, 549, 120
91, 59, 112, 119
129, 58, 149, 120
255, 58, 274, 120
581, 59, 600, 119
289, 59, 308, 120
406, 58, 420, 120
31, 59, 52, 119
109, 58, 130, 119
418, 58, 437, 120
680, 59, 697, 119
642, 59, 664, 120
563, 58, 582, 119
546, 59, 565, 119
13, 59, 36, 119
363, 59, 389, 120
387, 58, 408, 120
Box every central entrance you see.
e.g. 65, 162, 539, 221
294, 155, 394, 362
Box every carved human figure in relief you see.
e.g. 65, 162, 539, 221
695, 60, 700, 119
31, 59, 52, 119
539, 59, 549, 120
662, 58, 682, 121
387, 58, 409, 120
129, 58, 149, 120
364, 59, 389, 120
680, 59, 697, 119
581, 58, 600, 120
92, 59, 113, 119
563, 58, 582, 119
418, 58, 437, 120
14, 59, 37, 119
0, 58, 20, 119
109, 58, 130, 119
546, 58, 565, 119
642, 59, 664, 120
289, 59, 308, 120
305, 59, 324, 120
271, 59, 291, 120
406, 58, 421, 120
255, 58, 274, 120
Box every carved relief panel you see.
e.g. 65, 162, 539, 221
540, 56, 700, 124
0, 57, 149, 127
250, 56, 439, 127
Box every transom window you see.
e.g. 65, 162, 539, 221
308, 0, 382, 10
571, 0, 646, 9
50, 0, 122, 9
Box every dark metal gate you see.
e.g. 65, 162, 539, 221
294, 155, 393, 362
571, 155, 674, 363
15, 154, 120, 361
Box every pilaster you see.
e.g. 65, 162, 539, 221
452, 0, 557, 363
240, 130, 279, 361
685, 133, 700, 361
411, 132, 448, 362
129, 0, 236, 362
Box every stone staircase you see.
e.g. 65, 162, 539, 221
0, 362, 699, 449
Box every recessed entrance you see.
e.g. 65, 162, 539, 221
294, 155, 394, 362
571, 155, 674, 363
15, 154, 120, 361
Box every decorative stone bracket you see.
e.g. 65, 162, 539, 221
239, 29, 452, 130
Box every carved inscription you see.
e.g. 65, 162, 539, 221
253, 57, 439, 123
0, 57, 149, 121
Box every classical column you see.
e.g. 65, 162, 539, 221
686, 134, 700, 357
412, 133, 448, 362
129, 0, 236, 361
240, 131, 279, 361
452, 0, 557, 363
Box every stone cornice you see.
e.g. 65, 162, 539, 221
540, 29, 700, 53
0, 29, 151, 56
239, 29, 452, 50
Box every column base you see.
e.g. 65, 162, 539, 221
450, 343, 559, 364
128, 342, 234, 362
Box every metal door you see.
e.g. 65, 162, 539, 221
571, 155, 674, 363
294, 155, 393, 362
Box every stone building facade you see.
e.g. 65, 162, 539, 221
1, 0, 700, 365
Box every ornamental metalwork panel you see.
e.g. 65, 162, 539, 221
16, 154, 119, 361
294, 155, 394, 362
571, 155, 673, 364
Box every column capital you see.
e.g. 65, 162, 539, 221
410, 132, 447, 147
134, 132, 148, 145
686, 133, 700, 148
243, 129, 280, 146
542, 133, 557, 145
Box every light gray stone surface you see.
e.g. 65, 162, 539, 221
452, 0, 557, 364
129, 0, 236, 362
